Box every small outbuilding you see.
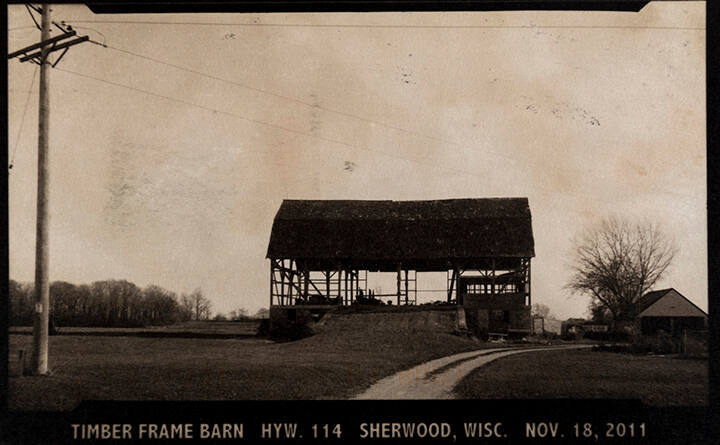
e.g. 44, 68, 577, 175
635, 288, 707, 336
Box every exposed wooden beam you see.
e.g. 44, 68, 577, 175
303, 262, 309, 300
447, 266, 457, 302
270, 260, 275, 306
527, 258, 532, 306
404, 269, 409, 305
396, 264, 401, 306
349, 269, 354, 304
337, 269, 343, 302
8, 31, 76, 59
326, 271, 331, 300
19, 36, 89, 63
278, 266, 304, 300
279, 260, 286, 305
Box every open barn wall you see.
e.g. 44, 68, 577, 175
266, 199, 535, 334
268, 256, 531, 309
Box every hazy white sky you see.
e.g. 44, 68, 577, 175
8, 2, 706, 319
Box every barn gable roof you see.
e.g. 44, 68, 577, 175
266, 198, 535, 263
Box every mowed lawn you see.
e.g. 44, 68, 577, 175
453, 349, 708, 406
9, 312, 482, 410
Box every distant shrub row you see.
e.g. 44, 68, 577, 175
9, 279, 205, 327
561, 330, 630, 342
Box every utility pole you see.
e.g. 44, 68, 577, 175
8, 3, 90, 375
32, 3, 52, 376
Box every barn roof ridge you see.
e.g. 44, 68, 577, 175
266, 198, 535, 262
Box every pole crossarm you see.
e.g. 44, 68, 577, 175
7, 30, 77, 59
19, 36, 89, 63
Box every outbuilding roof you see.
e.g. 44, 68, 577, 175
636, 289, 674, 313
636, 288, 707, 317
266, 198, 535, 266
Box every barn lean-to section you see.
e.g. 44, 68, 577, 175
265, 198, 535, 337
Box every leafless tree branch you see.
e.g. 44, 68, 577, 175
566, 217, 677, 321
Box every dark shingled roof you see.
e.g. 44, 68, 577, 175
266, 198, 535, 262
636, 288, 707, 316
636, 289, 673, 313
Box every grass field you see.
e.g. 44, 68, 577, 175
9, 320, 260, 338
453, 349, 708, 406
8, 310, 483, 410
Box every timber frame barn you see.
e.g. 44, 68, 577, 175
266, 198, 536, 334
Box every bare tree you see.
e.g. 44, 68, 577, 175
9, 280, 34, 326
255, 308, 270, 319
189, 288, 212, 320
178, 293, 194, 321
587, 299, 610, 324
567, 217, 677, 323
531, 303, 553, 320
228, 308, 249, 321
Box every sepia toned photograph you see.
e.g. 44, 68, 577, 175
6, 1, 708, 440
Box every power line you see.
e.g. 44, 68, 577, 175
52, 66, 521, 185
56, 19, 706, 31
9, 25, 39, 32
78, 37, 531, 171
62, 22, 108, 45
65, 24, 706, 197
24, 4, 41, 30
9, 64, 38, 171
54, 67, 355, 149
60, 20, 703, 199
52, 66, 696, 205
85, 41, 482, 157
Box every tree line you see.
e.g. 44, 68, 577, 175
9, 279, 213, 327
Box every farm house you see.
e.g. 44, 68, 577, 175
265, 198, 535, 335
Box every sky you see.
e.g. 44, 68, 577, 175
7, 2, 706, 319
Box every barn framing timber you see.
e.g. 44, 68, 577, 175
269, 257, 530, 307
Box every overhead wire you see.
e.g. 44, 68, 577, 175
84, 40, 495, 160
9, 64, 38, 171
28, 14, 697, 204
8, 25, 39, 32
63, 23, 108, 45
52, 65, 697, 207
52, 65, 507, 183
55, 19, 705, 31
46, 17, 695, 202
70, 31, 701, 203
24, 4, 41, 30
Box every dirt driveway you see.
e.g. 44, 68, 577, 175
352, 345, 592, 399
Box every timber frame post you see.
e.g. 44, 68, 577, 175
349, 270, 355, 304
404, 269, 409, 305
280, 260, 285, 305
337, 268, 343, 303
396, 263, 401, 306
270, 259, 275, 306
526, 258, 531, 306
303, 262, 309, 301
491, 258, 496, 296
447, 264, 458, 302
326, 271, 331, 302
